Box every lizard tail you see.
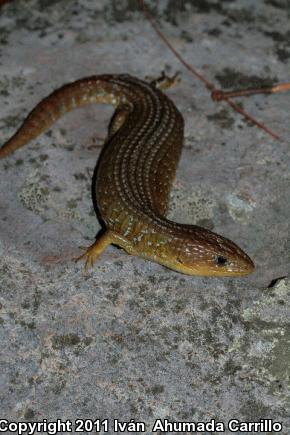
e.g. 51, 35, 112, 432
0, 75, 125, 159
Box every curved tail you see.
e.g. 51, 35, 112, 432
0, 75, 124, 159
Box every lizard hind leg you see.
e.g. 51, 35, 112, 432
149, 71, 181, 91
108, 103, 132, 137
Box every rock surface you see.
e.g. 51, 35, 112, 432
0, 0, 289, 433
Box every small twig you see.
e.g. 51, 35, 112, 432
140, 0, 214, 91
225, 98, 281, 141
140, 0, 284, 142
212, 82, 290, 101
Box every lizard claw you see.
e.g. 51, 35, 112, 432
75, 244, 99, 270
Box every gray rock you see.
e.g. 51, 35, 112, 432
0, 0, 289, 433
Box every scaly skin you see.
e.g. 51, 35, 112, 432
0, 74, 254, 276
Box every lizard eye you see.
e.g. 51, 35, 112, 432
215, 255, 228, 266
